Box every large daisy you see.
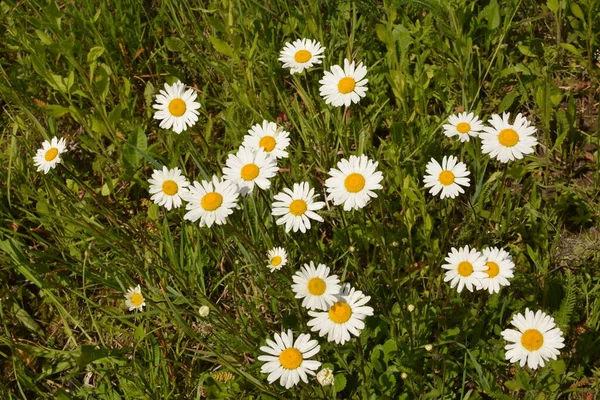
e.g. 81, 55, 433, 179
325, 154, 383, 211
291, 262, 341, 311
33, 137, 67, 174
480, 112, 538, 163
423, 155, 470, 199
152, 81, 201, 134
319, 59, 368, 107
124, 285, 146, 312
257, 329, 321, 389
272, 182, 325, 233
242, 120, 291, 160
443, 112, 484, 142
267, 247, 288, 272
480, 247, 515, 294
278, 38, 325, 74
147, 166, 190, 210
182, 176, 239, 228
441, 246, 487, 293
501, 308, 565, 369
223, 146, 278, 196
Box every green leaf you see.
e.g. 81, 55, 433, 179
504, 379, 524, 391
87, 46, 105, 63
547, 0, 559, 12
498, 90, 519, 113
165, 37, 186, 53
35, 29, 53, 45
559, 43, 582, 58
209, 36, 234, 58
334, 373, 346, 392
383, 339, 397, 359
122, 127, 148, 171
12, 302, 44, 336
41, 105, 70, 117
569, 3, 584, 20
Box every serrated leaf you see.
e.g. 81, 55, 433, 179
209, 36, 234, 58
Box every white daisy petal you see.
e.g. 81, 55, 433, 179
152, 81, 201, 134
319, 58, 368, 107
480, 112, 538, 163
271, 182, 325, 233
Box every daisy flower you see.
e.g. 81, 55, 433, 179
423, 155, 470, 199
325, 154, 383, 211
33, 137, 67, 174
182, 176, 239, 228
443, 112, 484, 142
319, 58, 368, 107
307, 285, 374, 345
258, 329, 321, 389
267, 247, 288, 272
316, 368, 334, 386
480, 112, 538, 163
278, 38, 325, 74
223, 146, 278, 196
152, 81, 201, 134
125, 285, 146, 312
291, 262, 341, 311
272, 182, 325, 233
147, 166, 190, 210
242, 120, 290, 160
501, 308, 565, 369
480, 247, 515, 294
441, 245, 487, 293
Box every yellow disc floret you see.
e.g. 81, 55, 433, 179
162, 180, 178, 195
328, 301, 352, 323
240, 163, 260, 181
457, 261, 473, 277
337, 77, 356, 94
168, 98, 187, 117
45, 148, 59, 161
498, 129, 519, 147
294, 50, 312, 63
521, 329, 544, 351
307, 277, 326, 295
438, 170, 455, 186
344, 173, 366, 193
289, 199, 307, 216
279, 348, 303, 369
259, 136, 276, 152
201, 192, 223, 211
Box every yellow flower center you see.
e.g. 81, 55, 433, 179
328, 301, 352, 324
270, 256, 282, 266
130, 293, 144, 307
484, 261, 500, 278
456, 122, 471, 134
168, 98, 187, 117
201, 192, 223, 211
259, 135, 276, 152
240, 163, 259, 181
498, 128, 519, 147
45, 148, 59, 161
162, 180, 178, 196
337, 77, 356, 94
457, 261, 473, 277
307, 277, 326, 295
438, 170, 455, 186
521, 329, 544, 351
279, 347, 303, 370
344, 173, 366, 193
289, 199, 307, 216
294, 49, 312, 63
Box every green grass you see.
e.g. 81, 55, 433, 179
1, 0, 599, 398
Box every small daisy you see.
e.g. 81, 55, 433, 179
33, 137, 67, 174
325, 154, 383, 211
242, 120, 291, 160
423, 155, 470, 199
147, 166, 190, 210
307, 285, 374, 345
223, 146, 278, 196
182, 176, 239, 228
125, 285, 146, 312
316, 368, 334, 386
258, 329, 321, 389
152, 81, 201, 134
501, 308, 565, 369
278, 38, 325, 74
319, 59, 368, 107
480, 247, 515, 294
267, 247, 288, 272
272, 182, 325, 233
443, 112, 484, 142
291, 262, 341, 311
441, 246, 487, 293
480, 112, 538, 163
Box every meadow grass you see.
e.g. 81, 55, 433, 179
1, 0, 599, 398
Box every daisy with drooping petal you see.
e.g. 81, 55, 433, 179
278, 38, 325, 74
291, 262, 341, 311
147, 166, 190, 210
242, 120, 291, 160
319, 59, 368, 107
480, 112, 538, 163
223, 146, 278, 196
441, 246, 487, 293
152, 81, 201, 134
501, 308, 565, 369
443, 112, 484, 142
258, 329, 321, 389
267, 247, 288, 272
325, 155, 383, 211
182, 176, 239, 228
33, 137, 67, 174
480, 247, 515, 294
125, 285, 146, 312
272, 182, 325, 233
423, 155, 470, 199
307, 284, 374, 345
